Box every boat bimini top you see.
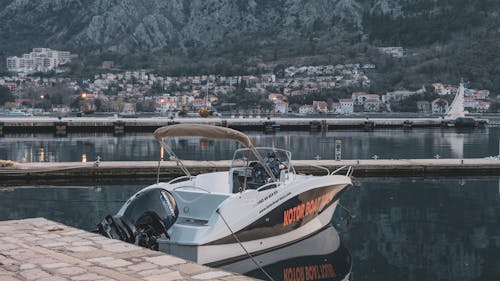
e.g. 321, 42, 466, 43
153, 124, 277, 182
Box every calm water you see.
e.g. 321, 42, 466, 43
1, 128, 500, 280
1, 177, 499, 281
0, 127, 499, 162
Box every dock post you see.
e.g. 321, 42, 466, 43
335, 140, 342, 161
0, 122, 3, 137
478, 120, 488, 128
221, 119, 228, 127
321, 120, 328, 133
310, 121, 320, 132
364, 120, 375, 130
54, 122, 67, 136
263, 121, 275, 133
114, 121, 125, 135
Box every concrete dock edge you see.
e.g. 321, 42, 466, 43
1, 159, 499, 183
0, 218, 255, 281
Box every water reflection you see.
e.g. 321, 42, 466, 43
0, 177, 499, 280
336, 177, 500, 281
0, 128, 498, 162
220, 226, 351, 281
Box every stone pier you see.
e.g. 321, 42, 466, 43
0, 218, 254, 281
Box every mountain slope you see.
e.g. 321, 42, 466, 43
1, 0, 500, 89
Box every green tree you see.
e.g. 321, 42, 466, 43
0, 86, 14, 106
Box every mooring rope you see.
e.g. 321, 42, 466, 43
216, 209, 274, 281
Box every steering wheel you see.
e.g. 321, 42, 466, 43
250, 161, 267, 184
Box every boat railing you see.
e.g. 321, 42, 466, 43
331, 166, 354, 177
173, 185, 212, 193
256, 181, 284, 192
298, 162, 330, 175
167, 175, 194, 184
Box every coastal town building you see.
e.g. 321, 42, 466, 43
7, 48, 71, 73
331, 102, 341, 114
363, 95, 381, 112
431, 98, 449, 114
416, 101, 431, 113
378, 47, 405, 58
352, 92, 371, 105
313, 101, 328, 113
464, 98, 491, 112
298, 105, 314, 114
382, 90, 417, 103
339, 99, 354, 114
274, 101, 289, 114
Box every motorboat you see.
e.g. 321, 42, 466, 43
219, 225, 352, 281
97, 124, 353, 265
7, 109, 27, 116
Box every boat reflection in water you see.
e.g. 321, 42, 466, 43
217, 225, 351, 281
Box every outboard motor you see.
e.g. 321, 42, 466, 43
97, 188, 178, 250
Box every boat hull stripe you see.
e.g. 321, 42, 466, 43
206, 184, 348, 245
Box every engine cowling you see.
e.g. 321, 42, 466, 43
97, 188, 178, 250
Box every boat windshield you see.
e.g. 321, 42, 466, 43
230, 147, 293, 191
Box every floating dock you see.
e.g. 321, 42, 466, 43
0, 116, 489, 135
0, 218, 254, 281
0, 159, 499, 183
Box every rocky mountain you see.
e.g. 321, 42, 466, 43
1, 0, 500, 87
0, 0, 359, 55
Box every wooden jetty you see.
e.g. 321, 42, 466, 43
0, 218, 254, 281
0, 116, 489, 135
1, 159, 499, 183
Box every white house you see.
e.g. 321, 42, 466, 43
352, 92, 370, 105
476, 101, 490, 112
191, 98, 211, 109
363, 95, 381, 112
378, 47, 404, 58
339, 99, 353, 114
6, 48, 71, 73
431, 98, 449, 114
274, 101, 288, 114
383, 90, 416, 103
299, 105, 314, 114
331, 102, 342, 114
416, 101, 431, 113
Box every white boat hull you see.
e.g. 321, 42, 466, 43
159, 200, 339, 265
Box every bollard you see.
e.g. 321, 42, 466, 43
94, 155, 101, 167
321, 120, 328, 133
0, 122, 3, 137
263, 121, 275, 133
221, 119, 228, 127
54, 122, 67, 136
364, 120, 375, 130
335, 139, 342, 161
310, 121, 320, 132
114, 121, 125, 135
